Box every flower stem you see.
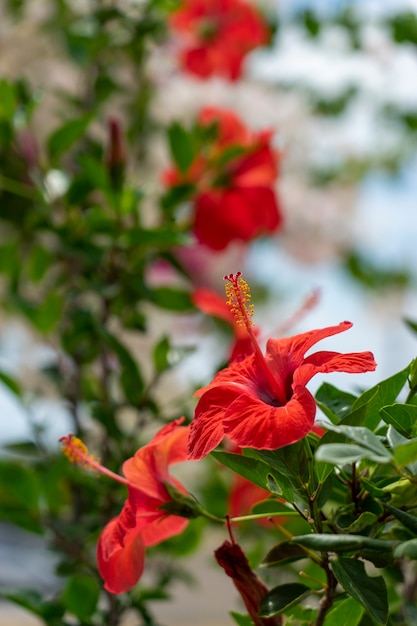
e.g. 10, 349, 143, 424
229, 511, 299, 523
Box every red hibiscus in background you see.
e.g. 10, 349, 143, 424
164, 106, 282, 250
61, 419, 191, 594
169, 0, 269, 81
97, 419, 191, 593
187, 273, 376, 460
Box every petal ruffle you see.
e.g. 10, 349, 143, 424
223, 386, 316, 450
189, 386, 241, 459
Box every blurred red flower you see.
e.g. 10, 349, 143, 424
188, 273, 377, 460
164, 107, 282, 250
61, 419, 190, 594
169, 0, 269, 80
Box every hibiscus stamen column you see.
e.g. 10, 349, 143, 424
224, 272, 286, 405
60, 434, 129, 486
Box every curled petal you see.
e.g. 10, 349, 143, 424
295, 350, 377, 386
123, 419, 189, 499
97, 517, 145, 595
266, 321, 354, 378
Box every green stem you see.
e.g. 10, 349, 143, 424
200, 510, 300, 525
406, 386, 417, 404
229, 511, 299, 523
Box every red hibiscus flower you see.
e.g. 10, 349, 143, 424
164, 106, 282, 250
60, 419, 191, 594
169, 0, 269, 81
188, 273, 377, 460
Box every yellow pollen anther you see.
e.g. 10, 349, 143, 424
59, 434, 98, 469
224, 272, 254, 327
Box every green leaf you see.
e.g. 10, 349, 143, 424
380, 404, 417, 439
321, 424, 392, 461
48, 115, 92, 161
0, 462, 40, 511
349, 365, 410, 429
230, 611, 253, 626
249, 442, 312, 508
211, 451, 277, 494
11, 292, 63, 333
315, 443, 392, 466
150, 287, 193, 311
0, 370, 21, 396
337, 512, 378, 533
324, 597, 363, 626
393, 438, 417, 468
62, 574, 100, 620
315, 383, 356, 423
0, 80, 16, 120
262, 541, 307, 567
35, 292, 63, 332
167, 121, 195, 173
384, 503, 417, 535
153, 335, 171, 373
126, 226, 189, 248
259, 583, 312, 617
331, 558, 388, 625
98, 328, 144, 402
393, 538, 417, 559
290, 534, 395, 553
28, 246, 54, 283
0, 589, 64, 620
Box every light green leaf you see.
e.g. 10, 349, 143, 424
393, 538, 417, 559
315, 443, 391, 466
349, 366, 410, 429
324, 597, 363, 626
230, 612, 253, 626
394, 438, 417, 468
322, 424, 392, 461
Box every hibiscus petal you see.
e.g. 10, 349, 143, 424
141, 514, 189, 547
266, 321, 354, 375
195, 353, 257, 397
223, 386, 316, 450
123, 420, 189, 499
189, 386, 241, 459
295, 350, 377, 386
97, 516, 145, 595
